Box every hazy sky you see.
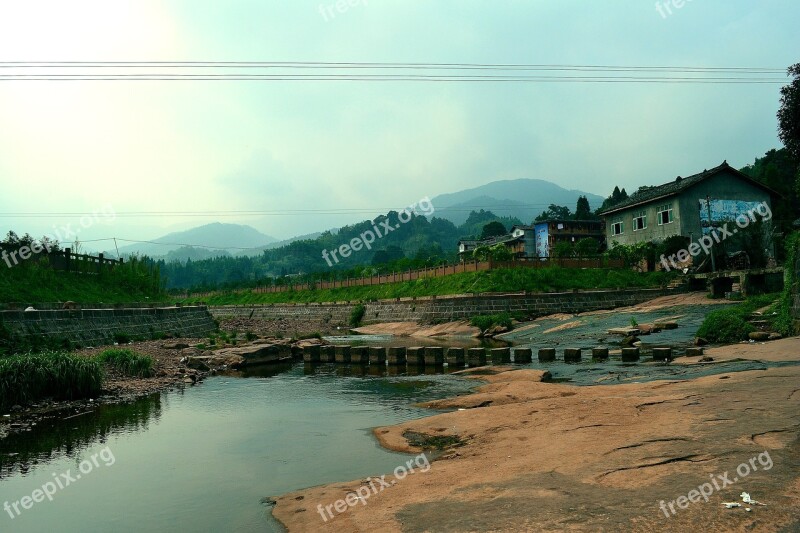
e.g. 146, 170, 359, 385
0, 0, 797, 249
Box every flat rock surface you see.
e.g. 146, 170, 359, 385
273, 340, 800, 532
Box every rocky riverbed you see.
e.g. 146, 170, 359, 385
272, 339, 800, 532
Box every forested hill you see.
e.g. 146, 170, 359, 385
157, 209, 522, 289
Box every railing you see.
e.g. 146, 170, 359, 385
178, 256, 624, 299
0, 245, 122, 274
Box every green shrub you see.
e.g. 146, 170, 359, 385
95, 349, 154, 378
113, 332, 132, 345
349, 304, 366, 327
470, 313, 513, 332
696, 309, 755, 343
0, 351, 103, 410
695, 294, 778, 343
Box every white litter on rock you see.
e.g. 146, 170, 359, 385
741, 492, 767, 506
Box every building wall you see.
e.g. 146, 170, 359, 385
606, 171, 772, 247
676, 171, 772, 242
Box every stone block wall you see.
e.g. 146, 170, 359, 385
0, 306, 216, 347
209, 287, 682, 326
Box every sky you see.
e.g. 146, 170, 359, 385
0, 0, 797, 251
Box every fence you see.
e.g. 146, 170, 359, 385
179, 256, 624, 299
0, 245, 122, 274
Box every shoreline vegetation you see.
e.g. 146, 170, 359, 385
0, 257, 167, 305
179, 267, 676, 306
0, 348, 154, 411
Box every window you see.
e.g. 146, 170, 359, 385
657, 204, 674, 225
633, 210, 647, 231
611, 220, 624, 235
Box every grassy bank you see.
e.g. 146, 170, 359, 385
0, 348, 155, 410
181, 267, 675, 306
0, 351, 103, 411
696, 294, 779, 343
0, 259, 167, 304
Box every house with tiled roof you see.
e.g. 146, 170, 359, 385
597, 161, 777, 253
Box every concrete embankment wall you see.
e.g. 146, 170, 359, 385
0, 306, 216, 347
209, 287, 683, 325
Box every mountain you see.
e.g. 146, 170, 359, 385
234, 230, 324, 257
112, 223, 277, 259
431, 179, 604, 225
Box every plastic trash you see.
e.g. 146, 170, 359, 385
721, 502, 741, 508
741, 492, 766, 506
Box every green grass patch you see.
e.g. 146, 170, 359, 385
470, 313, 513, 331
0, 258, 166, 304
0, 351, 103, 411
181, 267, 674, 306
95, 348, 154, 378
696, 294, 779, 344
349, 304, 366, 327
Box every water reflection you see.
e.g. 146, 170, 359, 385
0, 395, 162, 478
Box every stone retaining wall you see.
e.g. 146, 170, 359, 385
210, 287, 683, 325
0, 306, 216, 347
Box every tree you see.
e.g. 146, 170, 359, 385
552, 241, 575, 258
599, 187, 629, 212
574, 196, 593, 220
488, 244, 513, 262
574, 238, 600, 257
481, 221, 507, 239
535, 204, 572, 222
778, 63, 800, 161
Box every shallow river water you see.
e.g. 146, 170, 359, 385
0, 351, 790, 532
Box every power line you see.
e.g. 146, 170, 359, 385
0, 204, 607, 218
0, 61, 787, 83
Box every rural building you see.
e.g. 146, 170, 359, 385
597, 161, 777, 254
533, 220, 605, 258
458, 221, 603, 260
458, 226, 536, 260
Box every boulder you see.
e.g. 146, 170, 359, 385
654, 321, 679, 330
211, 342, 292, 367
162, 342, 190, 350
609, 327, 639, 336
694, 337, 709, 346
748, 331, 771, 341
186, 357, 211, 371
621, 336, 640, 347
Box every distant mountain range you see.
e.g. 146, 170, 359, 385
115, 179, 603, 261
111, 223, 277, 260
430, 179, 604, 226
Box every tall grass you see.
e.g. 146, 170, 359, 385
95, 349, 154, 377
0, 351, 103, 411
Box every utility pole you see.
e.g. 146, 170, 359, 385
706, 196, 717, 272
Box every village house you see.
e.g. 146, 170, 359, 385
457, 220, 604, 260
597, 161, 777, 259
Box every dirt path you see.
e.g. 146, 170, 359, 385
273, 341, 800, 532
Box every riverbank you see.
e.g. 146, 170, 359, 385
180, 267, 674, 305
0, 335, 315, 439
272, 340, 800, 532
